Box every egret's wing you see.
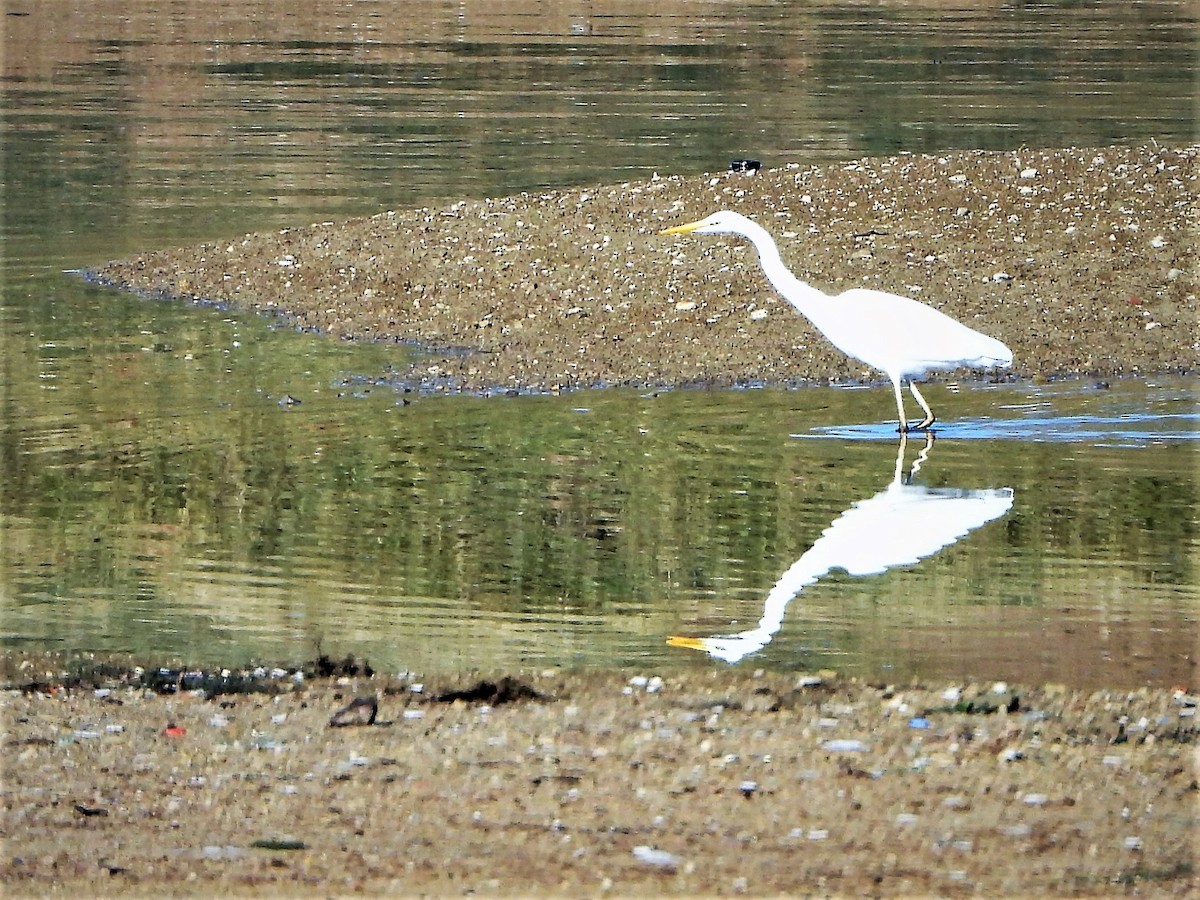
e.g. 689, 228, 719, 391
816, 289, 1011, 375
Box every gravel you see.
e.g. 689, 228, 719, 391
93, 144, 1198, 395
3, 661, 1196, 896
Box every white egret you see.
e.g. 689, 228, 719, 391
661, 211, 1013, 431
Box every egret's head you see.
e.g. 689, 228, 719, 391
660, 210, 755, 237
666, 632, 765, 664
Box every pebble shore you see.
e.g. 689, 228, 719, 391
3, 661, 1196, 895
94, 145, 1198, 393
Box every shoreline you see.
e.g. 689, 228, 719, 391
92, 144, 1198, 395
3, 654, 1196, 896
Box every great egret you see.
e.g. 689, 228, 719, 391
661, 211, 1013, 431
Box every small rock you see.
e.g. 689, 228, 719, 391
822, 739, 868, 753
632, 845, 681, 869
202, 845, 245, 860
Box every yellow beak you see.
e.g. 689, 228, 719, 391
659, 220, 704, 236
666, 635, 706, 650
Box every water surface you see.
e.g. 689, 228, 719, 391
2, 0, 1196, 687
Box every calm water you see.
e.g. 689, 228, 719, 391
2, 0, 1197, 687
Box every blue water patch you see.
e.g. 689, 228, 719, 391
796, 380, 1199, 447
804, 412, 1198, 447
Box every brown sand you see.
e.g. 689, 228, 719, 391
2, 660, 1196, 896
94, 144, 1198, 393
20, 146, 1196, 895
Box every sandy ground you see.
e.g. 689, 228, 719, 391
13, 145, 1195, 895
2, 658, 1197, 896
93, 144, 1198, 393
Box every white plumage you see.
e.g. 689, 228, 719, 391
662, 210, 1013, 431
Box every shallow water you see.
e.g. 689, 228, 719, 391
2, 0, 1197, 687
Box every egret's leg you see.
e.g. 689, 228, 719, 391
891, 379, 909, 432
908, 381, 936, 431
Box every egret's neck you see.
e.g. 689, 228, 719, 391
740, 222, 828, 314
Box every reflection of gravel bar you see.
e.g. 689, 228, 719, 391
95, 145, 1198, 393
3, 661, 1196, 894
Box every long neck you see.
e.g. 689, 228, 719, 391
740, 221, 829, 315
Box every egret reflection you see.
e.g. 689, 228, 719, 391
668, 436, 1014, 663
